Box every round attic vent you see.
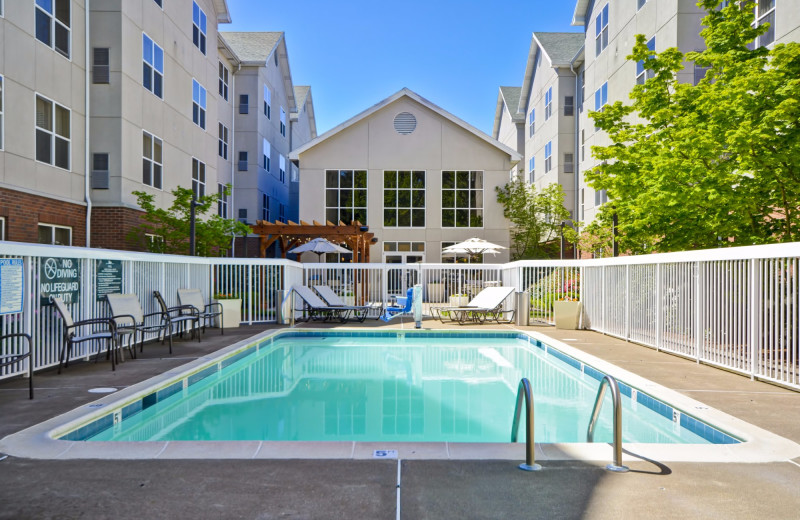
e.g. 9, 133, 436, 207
393, 112, 417, 135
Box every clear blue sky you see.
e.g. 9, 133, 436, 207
225, 1, 580, 136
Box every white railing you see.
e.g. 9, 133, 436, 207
0, 241, 798, 390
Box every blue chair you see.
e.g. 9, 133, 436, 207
380, 287, 414, 322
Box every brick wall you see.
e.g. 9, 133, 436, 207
91, 206, 148, 251
0, 187, 87, 246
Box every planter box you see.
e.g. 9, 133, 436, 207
214, 299, 242, 328
449, 295, 469, 307
554, 301, 583, 330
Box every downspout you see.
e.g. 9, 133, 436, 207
84, 0, 92, 247
230, 64, 239, 256
569, 58, 581, 260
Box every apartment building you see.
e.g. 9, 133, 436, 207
0, 1, 314, 254
292, 88, 521, 264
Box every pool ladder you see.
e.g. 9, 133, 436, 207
511, 378, 541, 471
586, 375, 629, 472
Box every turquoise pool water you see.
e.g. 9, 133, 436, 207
82, 332, 733, 444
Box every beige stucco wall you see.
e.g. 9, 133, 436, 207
298, 95, 515, 263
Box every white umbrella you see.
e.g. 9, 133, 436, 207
288, 238, 350, 261
442, 247, 501, 256
442, 238, 506, 255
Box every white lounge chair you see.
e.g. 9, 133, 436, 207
431, 286, 516, 325
291, 285, 350, 323
313, 285, 382, 322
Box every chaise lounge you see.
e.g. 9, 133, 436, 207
431, 286, 516, 325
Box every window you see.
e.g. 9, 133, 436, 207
528, 109, 535, 138
38, 224, 71, 246
192, 158, 206, 198
217, 184, 228, 217
580, 189, 585, 220
595, 188, 608, 206
528, 157, 535, 183
142, 131, 163, 189
192, 79, 206, 129
754, 0, 775, 48
218, 62, 229, 101
564, 96, 574, 117
91, 153, 109, 189
579, 71, 585, 113
238, 208, 248, 223
581, 129, 585, 161
262, 139, 270, 171
441, 171, 483, 228
238, 151, 248, 171
35, 0, 70, 58
218, 123, 228, 159
192, 1, 207, 54
263, 85, 271, 119
637, 0, 648, 9
239, 94, 249, 114
694, 64, 710, 85
545, 142, 552, 173
93, 48, 110, 84
279, 204, 286, 224
280, 108, 286, 136
279, 155, 286, 183
142, 34, 164, 98
595, 4, 609, 56
383, 170, 425, 227
261, 193, 269, 220
325, 169, 368, 225
35, 95, 70, 170
544, 87, 553, 120
146, 234, 164, 251
636, 37, 656, 85
594, 82, 608, 111
564, 153, 574, 173
0, 75, 3, 150
153, 0, 163, 7
0, 217, 5, 241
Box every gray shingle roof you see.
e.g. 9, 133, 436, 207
219, 32, 283, 63
294, 86, 310, 108
499, 87, 522, 115
533, 32, 584, 66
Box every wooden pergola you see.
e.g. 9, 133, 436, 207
250, 220, 377, 262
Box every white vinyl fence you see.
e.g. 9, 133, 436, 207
0, 242, 798, 390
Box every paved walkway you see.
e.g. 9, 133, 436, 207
1, 318, 799, 519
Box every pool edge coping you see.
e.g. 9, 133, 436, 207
2, 327, 799, 463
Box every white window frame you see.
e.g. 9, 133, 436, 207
754, 0, 776, 48
595, 4, 609, 57
279, 155, 286, 183
595, 82, 608, 111
38, 223, 72, 246
544, 87, 553, 120
564, 96, 574, 117
142, 33, 164, 98
35, 0, 71, 59
441, 170, 484, 229
636, 37, 656, 85
192, 79, 206, 129
263, 139, 270, 171
528, 109, 535, 138
218, 62, 229, 101
325, 169, 368, 225
383, 170, 426, 228
218, 123, 228, 159
142, 130, 163, 189
35, 93, 70, 170
217, 184, 228, 217
192, 1, 207, 55
280, 107, 286, 136
545, 142, 552, 173
564, 153, 574, 174
192, 158, 206, 198
264, 85, 271, 119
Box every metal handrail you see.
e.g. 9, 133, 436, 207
511, 378, 541, 471
586, 375, 629, 472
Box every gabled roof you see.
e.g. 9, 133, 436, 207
289, 88, 522, 163
293, 86, 317, 139
518, 32, 584, 116
572, 0, 592, 26
219, 32, 283, 64
294, 86, 310, 108
492, 86, 523, 139
212, 0, 232, 23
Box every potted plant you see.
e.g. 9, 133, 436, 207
213, 292, 242, 328
449, 293, 469, 307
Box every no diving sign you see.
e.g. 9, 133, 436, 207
40, 257, 81, 306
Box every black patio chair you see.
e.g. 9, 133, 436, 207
0, 332, 34, 399
153, 291, 201, 343
51, 296, 118, 373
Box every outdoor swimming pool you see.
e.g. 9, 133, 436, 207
63, 331, 737, 445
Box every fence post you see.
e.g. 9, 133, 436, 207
748, 258, 759, 380
695, 261, 703, 363
625, 264, 630, 341
655, 263, 662, 352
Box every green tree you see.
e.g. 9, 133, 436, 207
129, 186, 250, 256
586, 0, 800, 253
495, 180, 572, 259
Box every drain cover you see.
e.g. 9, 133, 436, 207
88, 387, 118, 394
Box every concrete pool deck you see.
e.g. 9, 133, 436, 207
1, 317, 800, 518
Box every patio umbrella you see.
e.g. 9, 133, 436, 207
288, 237, 350, 261
442, 238, 506, 255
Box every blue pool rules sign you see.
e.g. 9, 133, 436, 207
0, 258, 24, 315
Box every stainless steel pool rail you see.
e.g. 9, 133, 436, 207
511, 378, 541, 471
586, 375, 629, 472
